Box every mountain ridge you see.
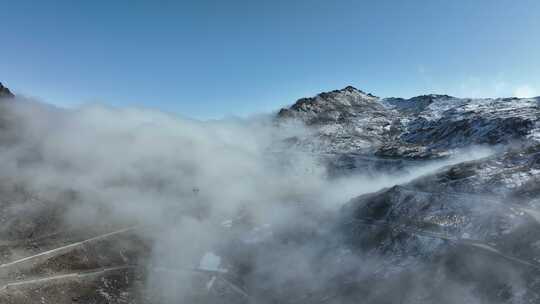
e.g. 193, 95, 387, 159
277, 86, 540, 165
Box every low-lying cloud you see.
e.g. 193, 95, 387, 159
0, 96, 497, 303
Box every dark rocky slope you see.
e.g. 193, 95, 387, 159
0, 83, 14, 99
340, 144, 540, 303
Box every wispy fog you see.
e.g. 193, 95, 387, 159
0, 97, 495, 303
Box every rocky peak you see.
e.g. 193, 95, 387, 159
277, 86, 382, 122
276, 86, 398, 156
0, 82, 14, 99
301, 85, 378, 106
322, 85, 376, 97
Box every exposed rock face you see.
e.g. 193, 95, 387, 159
0, 83, 14, 99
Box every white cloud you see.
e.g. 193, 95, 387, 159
455, 77, 509, 98
0, 96, 496, 302
513, 85, 537, 98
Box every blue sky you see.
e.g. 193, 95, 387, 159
1, 0, 540, 119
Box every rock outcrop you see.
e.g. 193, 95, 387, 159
0, 83, 14, 99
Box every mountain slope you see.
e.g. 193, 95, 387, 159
0, 83, 14, 99
278, 87, 540, 163
277, 86, 400, 155
341, 143, 540, 303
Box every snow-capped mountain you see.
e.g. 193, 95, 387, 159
278, 86, 540, 162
